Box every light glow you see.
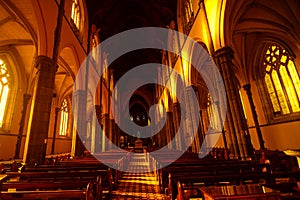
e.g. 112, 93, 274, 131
0, 59, 10, 128
263, 45, 300, 116
71, 0, 81, 30
59, 99, 69, 136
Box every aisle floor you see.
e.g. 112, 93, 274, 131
111, 153, 170, 200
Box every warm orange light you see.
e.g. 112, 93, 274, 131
0, 59, 10, 128
59, 99, 69, 136
181, 51, 191, 84
203, 0, 227, 49
163, 90, 169, 112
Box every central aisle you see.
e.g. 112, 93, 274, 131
111, 153, 169, 200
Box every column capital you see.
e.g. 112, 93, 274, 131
214, 46, 234, 61
35, 55, 58, 71
95, 105, 101, 114
243, 83, 251, 91
23, 93, 32, 100
55, 107, 61, 113
186, 84, 198, 92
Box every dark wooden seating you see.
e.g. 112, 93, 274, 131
196, 184, 281, 200
1, 183, 94, 200
173, 166, 300, 200
0, 155, 118, 200
149, 149, 300, 200
1, 170, 103, 200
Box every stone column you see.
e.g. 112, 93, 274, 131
102, 113, 109, 151
15, 93, 31, 159
166, 111, 175, 149
173, 102, 182, 150
214, 47, 253, 159
243, 84, 265, 150
93, 105, 101, 153
215, 101, 228, 149
23, 56, 57, 164
51, 107, 60, 154
71, 90, 87, 157
185, 85, 200, 152
110, 119, 116, 150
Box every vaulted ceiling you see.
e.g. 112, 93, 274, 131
86, 0, 178, 117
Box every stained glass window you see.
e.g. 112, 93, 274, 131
59, 99, 69, 136
263, 44, 300, 116
0, 59, 10, 128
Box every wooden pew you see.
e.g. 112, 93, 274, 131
158, 159, 261, 193
174, 169, 300, 200
1, 182, 94, 200
197, 184, 281, 200
168, 165, 272, 199
4, 170, 108, 199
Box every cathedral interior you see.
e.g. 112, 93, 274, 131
0, 0, 300, 199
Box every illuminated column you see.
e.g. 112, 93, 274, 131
243, 84, 265, 150
193, 86, 205, 152
71, 90, 87, 157
172, 102, 182, 150
185, 85, 200, 152
166, 111, 175, 149
23, 56, 57, 164
107, 70, 114, 150
223, 103, 239, 156
15, 93, 31, 159
110, 119, 116, 149
215, 101, 228, 149
51, 107, 60, 154
93, 105, 101, 153
102, 113, 110, 151
214, 47, 252, 159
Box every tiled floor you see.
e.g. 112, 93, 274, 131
111, 153, 170, 200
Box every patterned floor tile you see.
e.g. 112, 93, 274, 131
111, 153, 170, 200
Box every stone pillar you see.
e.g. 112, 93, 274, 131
71, 90, 87, 157
214, 47, 253, 159
173, 102, 182, 150
215, 101, 228, 149
185, 86, 200, 152
15, 93, 31, 159
51, 107, 60, 154
102, 113, 109, 151
110, 119, 116, 149
23, 56, 57, 164
243, 84, 265, 150
93, 105, 101, 153
166, 112, 175, 149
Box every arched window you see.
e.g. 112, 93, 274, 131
59, 99, 69, 136
263, 44, 300, 117
71, 0, 81, 30
0, 59, 10, 128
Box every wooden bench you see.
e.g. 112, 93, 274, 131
158, 159, 265, 193
1, 182, 94, 200
174, 169, 300, 200
196, 184, 281, 200
3, 170, 107, 199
